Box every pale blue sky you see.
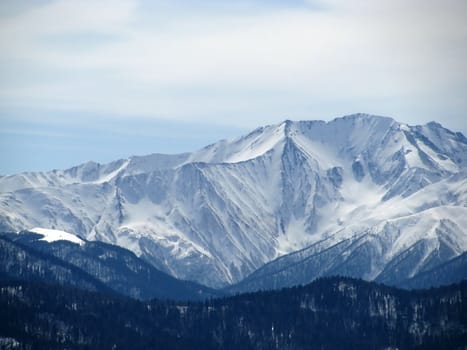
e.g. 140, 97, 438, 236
1, 0, 466, 174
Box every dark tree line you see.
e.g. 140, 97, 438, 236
1, 276, 466, 349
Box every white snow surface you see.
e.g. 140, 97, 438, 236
29, 227, 85, 246
1, 114, 466, 288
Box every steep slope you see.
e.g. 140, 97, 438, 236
228, 204, 467, 293
400, 251, 467, 289
227, 156, 467, 292
0, 114, 466, 288
0, 231, 218, 300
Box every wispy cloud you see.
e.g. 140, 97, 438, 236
1, 0, 466, 131
1, 0, 466, 174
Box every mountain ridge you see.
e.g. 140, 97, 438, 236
1, 113, 466, 288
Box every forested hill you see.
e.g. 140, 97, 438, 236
1, 277, 466, 350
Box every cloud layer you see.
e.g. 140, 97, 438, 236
1, 0, 466, 129
0, 0, 466, 173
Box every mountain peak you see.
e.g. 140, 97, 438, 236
340, 112, 393, 120
1, 114, 466, 288
333, 113, 397, 130
187, 115, 398, 166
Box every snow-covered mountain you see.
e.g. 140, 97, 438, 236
1, 114, 466, 288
